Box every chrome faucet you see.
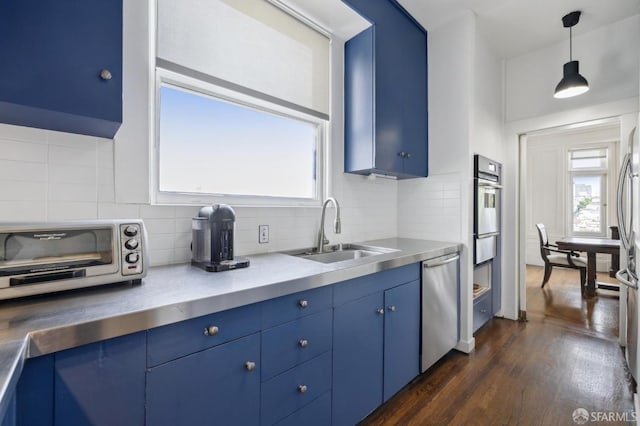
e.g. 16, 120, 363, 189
316, 197, 341, 253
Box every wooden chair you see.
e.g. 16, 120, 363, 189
535, 223, 587, 288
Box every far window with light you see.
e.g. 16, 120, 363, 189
568, 147, 609, 236
153, 0, 330, 205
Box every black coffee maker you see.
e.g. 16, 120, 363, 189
191, 204, 249, 272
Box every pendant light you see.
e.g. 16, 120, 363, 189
554, 11, 589, 99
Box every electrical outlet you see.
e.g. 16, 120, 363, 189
258, 225, 269, 244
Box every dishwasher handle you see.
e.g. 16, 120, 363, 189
423, 253, 460, 268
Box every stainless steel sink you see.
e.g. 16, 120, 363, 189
287, 244, 398, 264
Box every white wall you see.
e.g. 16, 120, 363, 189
506, 15, 640, 122
0, 0, 398, 267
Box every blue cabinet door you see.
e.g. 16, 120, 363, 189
16, 355, 54, 426
0, 0, 122, 138
332, 292, 384, 426
383, 279, 420, 401
146, 333, 261, 426
54, 332, 146, 426
343, 0, 428, 179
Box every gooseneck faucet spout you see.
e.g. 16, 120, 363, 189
316, 197, 341, 253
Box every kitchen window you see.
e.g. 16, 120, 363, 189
567, 147, 611, 236
152, 0, 330, 206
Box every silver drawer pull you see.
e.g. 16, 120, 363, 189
298, 339, 309, 348
203, 325, 219, 336
99, 69, 112, 80
480, 309, 488, 313
245, 361, 256, 372
376, 308, 385, 315
298, 384, 308, 393
388, 305, 396, 312
298, 300, 308, 308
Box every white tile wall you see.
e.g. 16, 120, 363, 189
397, 173, 462, 243
0, 123, 399, 267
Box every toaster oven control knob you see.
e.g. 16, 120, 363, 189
125, 239, 139, 250
124, 226, 138, 237
125, 253, 139, 264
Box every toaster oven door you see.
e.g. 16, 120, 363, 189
0, 227, 117, 285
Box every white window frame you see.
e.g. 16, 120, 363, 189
151, 69, 327, 207
566, 142, 617, 237
149, 0, 333, 207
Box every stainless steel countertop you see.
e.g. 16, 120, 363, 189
0, 238, 460, 419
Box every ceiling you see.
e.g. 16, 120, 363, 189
398, 0, 640, 59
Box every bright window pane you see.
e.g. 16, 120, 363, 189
570, 148, 607, 170
572, 175, 602, 234
158, 84, 318, 199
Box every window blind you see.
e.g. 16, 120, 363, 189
157, 0, 330, 118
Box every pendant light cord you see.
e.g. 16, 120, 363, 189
569, 26, 573, 61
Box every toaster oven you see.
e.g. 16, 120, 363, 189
0, 220, 147, 300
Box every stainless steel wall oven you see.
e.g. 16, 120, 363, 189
474, 155, 502, 265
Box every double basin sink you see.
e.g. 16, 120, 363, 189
286, 243, 399, 264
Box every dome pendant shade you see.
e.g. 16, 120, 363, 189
553, 10, 589, 99
554, 60, 589, 99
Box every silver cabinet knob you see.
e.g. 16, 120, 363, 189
388, 305, 396, 312
406, 153, 412, 158
298, 339, 309, 348
398, 151, 406, 158
203, 325, 219, 336
376, 308, 385, 315
480, 309, 488, 313
99, 69, 112, 81
298, 300, 308, 308
245, 361, 256, 371
298, 384, 308, 393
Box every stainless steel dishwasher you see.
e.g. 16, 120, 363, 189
421, 253, 460, 372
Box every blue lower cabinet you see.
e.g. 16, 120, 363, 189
261, 352, 332, 425
273, 392, 331, 426
16, 355, 54, 426
1, 393, 15, 426
146, 333, 261, 426
54, 332, 146, 426
332, 292, 385, 426
383, 279, 420, 401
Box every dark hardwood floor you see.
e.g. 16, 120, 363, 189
361, 265, 635, 425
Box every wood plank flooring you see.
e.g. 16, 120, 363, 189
361, 265, 635, 425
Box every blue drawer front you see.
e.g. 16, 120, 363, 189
146, 333, 261, 426
262, 285, 332, 329
473, 291, 493, 333
262, 309, 332, 381
274, 392, 331, 426
333, 263, 420, 306
147, 303, 261, 367
261, 352, 332, 425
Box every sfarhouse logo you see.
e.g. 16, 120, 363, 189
572, 407, 637, 423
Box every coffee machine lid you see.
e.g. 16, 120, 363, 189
198, 204, 236, 222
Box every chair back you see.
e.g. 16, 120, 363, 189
535, 223, 550, 261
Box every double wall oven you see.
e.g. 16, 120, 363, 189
474, 155, 502, 265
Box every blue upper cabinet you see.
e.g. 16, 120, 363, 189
0, 0, 123, 139
344, 0, 428, 179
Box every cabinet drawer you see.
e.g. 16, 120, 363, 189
262, 309, 332, 381
274, 392, 331, 426
147, 303, 261, 367
333, 263, 420, 306
261, 352, 332, 425
473, 291, 493, 333
262, 286, 332, 329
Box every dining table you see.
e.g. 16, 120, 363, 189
555, 237, 621, 297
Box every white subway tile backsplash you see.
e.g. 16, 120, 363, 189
47, 201, 98, 221
0, 124, 50, 143
0, 160, 47, 182
48, 144, 96, 167
0, 139, 48, 162
48, 164, 96, 184
148, 249, 174, 267
140, 204, 175, 219
0, 200, 47, 221
144, 218, 176, 234
0, 181, 47, 201
98, 184, 115, 203
48, 183, 97, 203
98, 202, 141, 219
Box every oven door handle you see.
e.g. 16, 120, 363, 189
616, 268, 639, 290
477, 232, 500, 239
478, 181, 503, 189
